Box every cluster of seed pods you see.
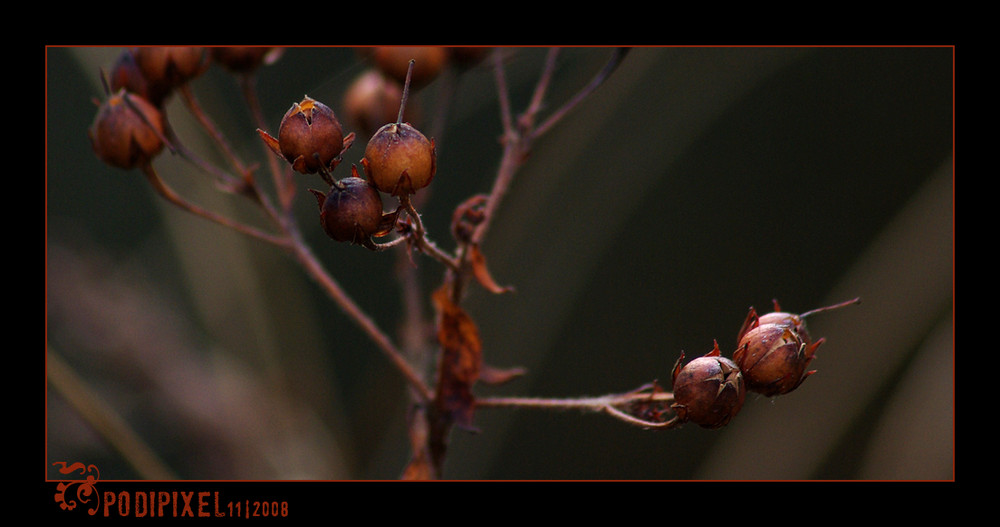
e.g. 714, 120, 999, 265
669, 297, 860, 428
257, 56, 441, 249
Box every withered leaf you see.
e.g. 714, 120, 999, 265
469, 244, 513, 294
433, 284, 482, 429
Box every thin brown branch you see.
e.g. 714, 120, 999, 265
141, 163, 290, 247
286, 230, 435, 403
530, 47, 630, 140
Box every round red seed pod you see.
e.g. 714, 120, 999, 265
108, 49, 170, 107
343, 69, 413, 138
734, 323, 814, 397
756, 311, 812, 346
447, 47, 491, 69
132, 46, 208, 93
363, 122, 436, 196
313, 177, 384, 244
276, 96, 346, 175
372, 46, 447, 90
671, 348, 746, 429
211, 46, 279, 72
88, 89, 165, 170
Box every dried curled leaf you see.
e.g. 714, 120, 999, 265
469, 244, 513, 294
433, 285, 482, 430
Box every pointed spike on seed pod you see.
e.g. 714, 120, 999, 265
737, 306, 761, 344
670, 351, 685, 386
257, 128, 283, 157
308, 188, 326, 210
397, 59, 415, 124
800, 297, 862, 319
706, 340, 722, 357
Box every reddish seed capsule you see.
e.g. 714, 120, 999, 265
343, 69, 415, 138
88, 89, 165, 170
309, 176, 385, 244
734, 323, 816, 397
211, 46, 280, 73
259, 96, 354, 178
670, 341, 746, 429
372, 46, 447, 90
362, 122, 436, 196
734, 297, 860, 396
131, 46, 208, 94
446, 47, 491, 70
107, 49, 170, 107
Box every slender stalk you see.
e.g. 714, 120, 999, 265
285, 227, 434, 403
477, 389, 679, 430
178, 84, 253, 181
141, 164, 290, 247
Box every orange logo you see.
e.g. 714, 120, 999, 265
52, 462, 100, 515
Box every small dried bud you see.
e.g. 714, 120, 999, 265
734, 323, 817, 397
343, 69, 415, 138
108, 49, 169, 107
734, 298, 859, 396
447, 47, 491, 69
211, 46, 281, 73
372, 46, 447, 90
310, 176, 384, 244
88, 89, 165, 170
670, 341, 746, 429
363, 122, 436, 196
259, 96, 352, 177
131, 47, 207, 94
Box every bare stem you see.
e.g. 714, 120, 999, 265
238, 72, 295, 211
400, 196, 460, 271
178, 84, 254, 182
286, 230, 434, 403
476, 389, 679, 430
530, 47, 630, 140
141, 163, 289, 247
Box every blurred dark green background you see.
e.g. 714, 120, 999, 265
46, 46, 952, 480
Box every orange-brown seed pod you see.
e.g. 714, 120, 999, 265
211, 46, 281, 73
88, 89, 165, 170
733, 297, 860, 396
362, 122, 436, 196
259, 96, 353, 178
131, 47, 208, 93
670, 341, 746, 429
310, 176, 384, 244
447, 47, 491, 69
372, 46, 447, 90
734, 323, 817, 397
108, 49, 170, 107
343, 69, 415, 138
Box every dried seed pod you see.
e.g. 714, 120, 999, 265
737, 297, 860, 348
343, 69, 414, 138
447, 47, 491, 69
131, 46, 208, 94
211, 46, 280, 72
88, 89, 165, 170
372, 46, 447, 90
734, 323, 816, 397
309, 176, 384, 244
108, 49, 170, 107
734, 297, 860, 396
362, 121, 436, 196
258, 96, 354, 178
670, 341, 746, 429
